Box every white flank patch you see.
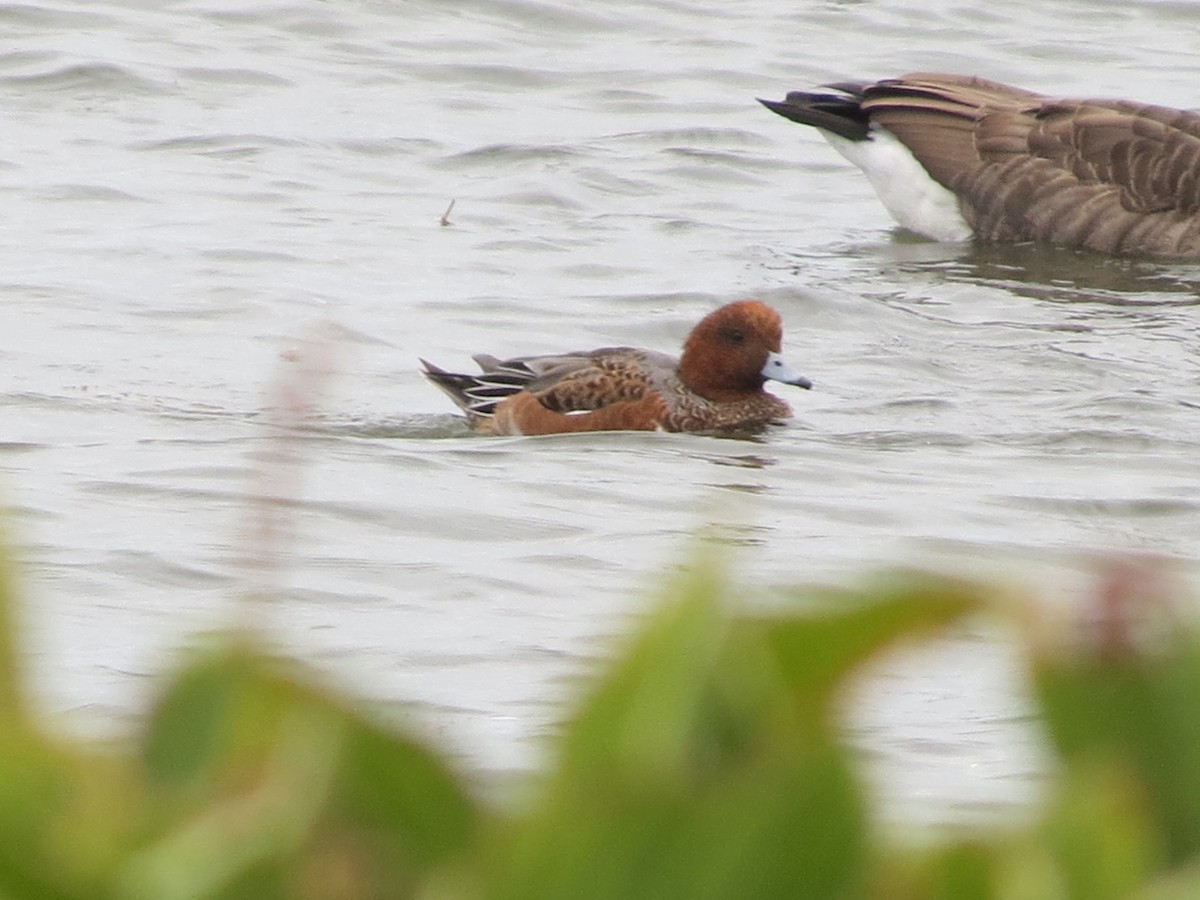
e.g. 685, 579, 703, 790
822, 128, 972, 242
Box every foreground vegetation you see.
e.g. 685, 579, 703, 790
0, 544, 1198, 899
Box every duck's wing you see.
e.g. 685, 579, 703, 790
523, 349, 672, 414
422, 349, 669, 419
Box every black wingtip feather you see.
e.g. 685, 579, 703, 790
758, 91, 872, 142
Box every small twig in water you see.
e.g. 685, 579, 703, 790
440, 199, 456, 227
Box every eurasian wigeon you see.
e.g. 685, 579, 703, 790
421, 300, 812, 436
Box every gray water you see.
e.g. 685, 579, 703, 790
4, 0, 1200, 826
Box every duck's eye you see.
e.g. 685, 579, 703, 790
723, 328, 746, 344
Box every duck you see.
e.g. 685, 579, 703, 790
759, 72, 1200, 257
421, 300, 812, 436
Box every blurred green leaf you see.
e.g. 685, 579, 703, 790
760, 574, 984, 723
0, 528, 25, 719
1042, 759, 1159, 900
123, 703, 341, 900
132, 638, 477, 899
1136, 859, 1200, 900
483, 554, 872, 900
551, 555, 729, 788
910, 842, 1000, 900
1033, 626, 1200, 865
0, 731, 141, 899
6, 519, 1200, 900
0, 542, 140, 899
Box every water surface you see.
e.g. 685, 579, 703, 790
3, 0, 1200, 826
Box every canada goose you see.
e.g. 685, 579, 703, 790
759, 73, 1200, 258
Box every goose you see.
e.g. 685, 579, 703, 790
759, 73, 1200, 257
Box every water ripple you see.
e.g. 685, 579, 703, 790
131, 133, 306, 154
0, 5, 114, 28
7, 0, 1200, 825
1, 61, 165, 94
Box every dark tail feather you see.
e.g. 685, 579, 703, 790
420, 359, 480, 415
420, 358, 524, 418
758, 87, 871, 142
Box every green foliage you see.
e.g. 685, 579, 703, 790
0, 545, 1197, 898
